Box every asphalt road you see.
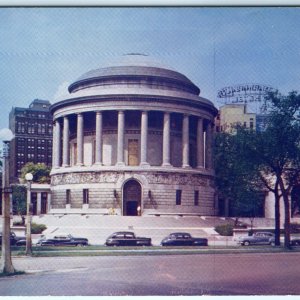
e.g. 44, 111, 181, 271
1, 252, 300, 296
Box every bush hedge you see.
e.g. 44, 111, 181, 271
31, 223, 47, 234
214, 224, 234, 236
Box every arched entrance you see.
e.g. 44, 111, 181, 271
123, 180, 142, 216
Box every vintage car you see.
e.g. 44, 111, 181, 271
237, 232, 275, 246
105, 231, 152, 246
36, 233, 89, 247
0, 232, 25, 246
161, 232, 208, 246
291, 238, 300, 246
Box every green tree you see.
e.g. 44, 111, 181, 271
214, 128, 264, 220
247, 91, 300, 248
12, 185, 27, 225
20, 162, 51, 184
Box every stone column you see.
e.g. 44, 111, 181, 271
205, 121, 213, 169
182, 114, 190, 168
37, 192, 41, 216
54, 119, 61, 168
47, 193, 51, 213
116, 111, 125, 166
95, 111, 103, 165
52, 121, 56, 167
76, 113, 84, 166
62, 116, 70, 167
162, 112, 172, 167
197, 117, 204, 168
140, 111, 149, 167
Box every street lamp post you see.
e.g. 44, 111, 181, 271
0, 128, 15, 274
25, 173, 33, 256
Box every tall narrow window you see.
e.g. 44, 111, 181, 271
128, 139, 139, 166
83, 189, 89, 204
194, 190, 199, 206
176, 189, 182, 205
66, 189, 71, 205
73, 143, 77, 165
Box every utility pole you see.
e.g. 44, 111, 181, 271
0, 128, 15, 274
25, 173, 33, 256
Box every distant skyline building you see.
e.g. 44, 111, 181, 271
216, 103, 256, 133
9, 99, 53, 183
50, 54, 218, 216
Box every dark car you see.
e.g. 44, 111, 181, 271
291, 238, 300, 246
237, 232, 275, 246
37, 233, 89, 247
161, 232, 208, 246
0, 232, 25, 246
105, 231, 152, 246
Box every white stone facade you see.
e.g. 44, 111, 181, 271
50, 54, 218, 216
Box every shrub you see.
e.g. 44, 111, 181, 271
13, 221, 24, 226
31, 223, 47, 234
214, 224, 234, 236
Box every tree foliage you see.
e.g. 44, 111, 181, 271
248, 91, 300, 248
20, 162, 51, 184
12, 185, 27, 225
214, 91, 300, 248
214, 128, 264, 218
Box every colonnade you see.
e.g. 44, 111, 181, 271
52, 110, 214, 169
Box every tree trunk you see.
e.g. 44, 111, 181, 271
278, 177, 291, 249
274, 179, 281, 246
274, 194, 281, 246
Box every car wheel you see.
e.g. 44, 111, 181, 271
77, 243, 84, 247
244, 241, 250, 246
270, 241, 276, 246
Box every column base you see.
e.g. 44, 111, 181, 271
76, 163, 84, 167
115, 162, 126, 167
62, 164, 70, 168
162, 163, 173, 168
197, 165, 205, 169
182, 164, 192, 169
94, 162, 103, 166
140, 162, 150, 167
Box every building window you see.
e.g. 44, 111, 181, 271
66, 189, 70, 205
194, 190, 199, 206
128, 139, 139, 166
73, 143, 77, 165
176, 190, 182, 205
83, 189, 89, 204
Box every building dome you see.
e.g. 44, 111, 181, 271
68, 54, 200, 95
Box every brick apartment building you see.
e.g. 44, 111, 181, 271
9, 99, 53, 183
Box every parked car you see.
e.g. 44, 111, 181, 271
0, 232, 25, 246
161, 232, 208, 246
105, 231, 152, 246
237, 232, 275, 246
290, 238, 300, 246
36, 233, 89, 247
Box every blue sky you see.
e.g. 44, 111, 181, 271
1, 7, 300, 130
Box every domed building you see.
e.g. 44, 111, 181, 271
50, 54, 218, 216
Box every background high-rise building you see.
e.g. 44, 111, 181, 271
9, 99, 53, 183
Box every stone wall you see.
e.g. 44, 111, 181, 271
51, 170, 216, 215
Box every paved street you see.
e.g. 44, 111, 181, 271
0, 252, 300, 295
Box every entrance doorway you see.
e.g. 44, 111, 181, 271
123, 180, 141, 216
